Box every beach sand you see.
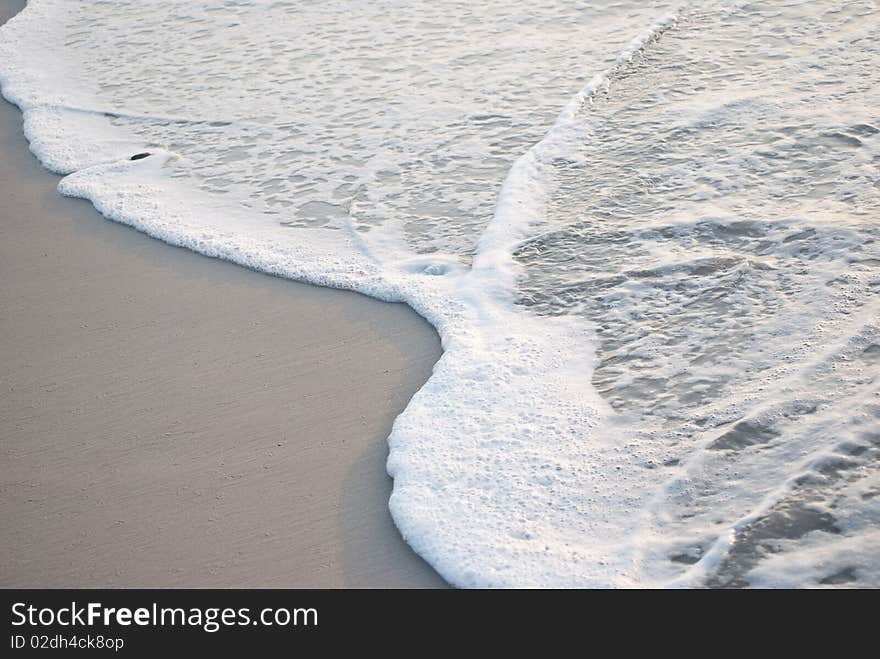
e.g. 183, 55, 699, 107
0, 0, 446, 588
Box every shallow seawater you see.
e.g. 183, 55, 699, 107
515, 0, 880, 586
0, 0, 877, 587
60, 0, 672, 258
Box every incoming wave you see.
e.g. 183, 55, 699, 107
1, 0, 877, 587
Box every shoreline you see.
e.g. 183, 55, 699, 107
0, 0, 446, 588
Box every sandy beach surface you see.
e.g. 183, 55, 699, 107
0, 0, 446, 588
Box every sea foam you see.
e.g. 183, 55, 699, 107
1, 0, 877, 587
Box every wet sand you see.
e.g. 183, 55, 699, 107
0, 0, 446, 588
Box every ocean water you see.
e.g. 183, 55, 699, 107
1, 0, 877, 587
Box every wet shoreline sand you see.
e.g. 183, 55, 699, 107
0, 0, 446, 588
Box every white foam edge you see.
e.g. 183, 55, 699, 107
0, 2, 694, 587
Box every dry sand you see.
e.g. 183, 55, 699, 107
0, 0, 446, 588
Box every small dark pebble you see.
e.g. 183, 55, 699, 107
130, 152, 151, 161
